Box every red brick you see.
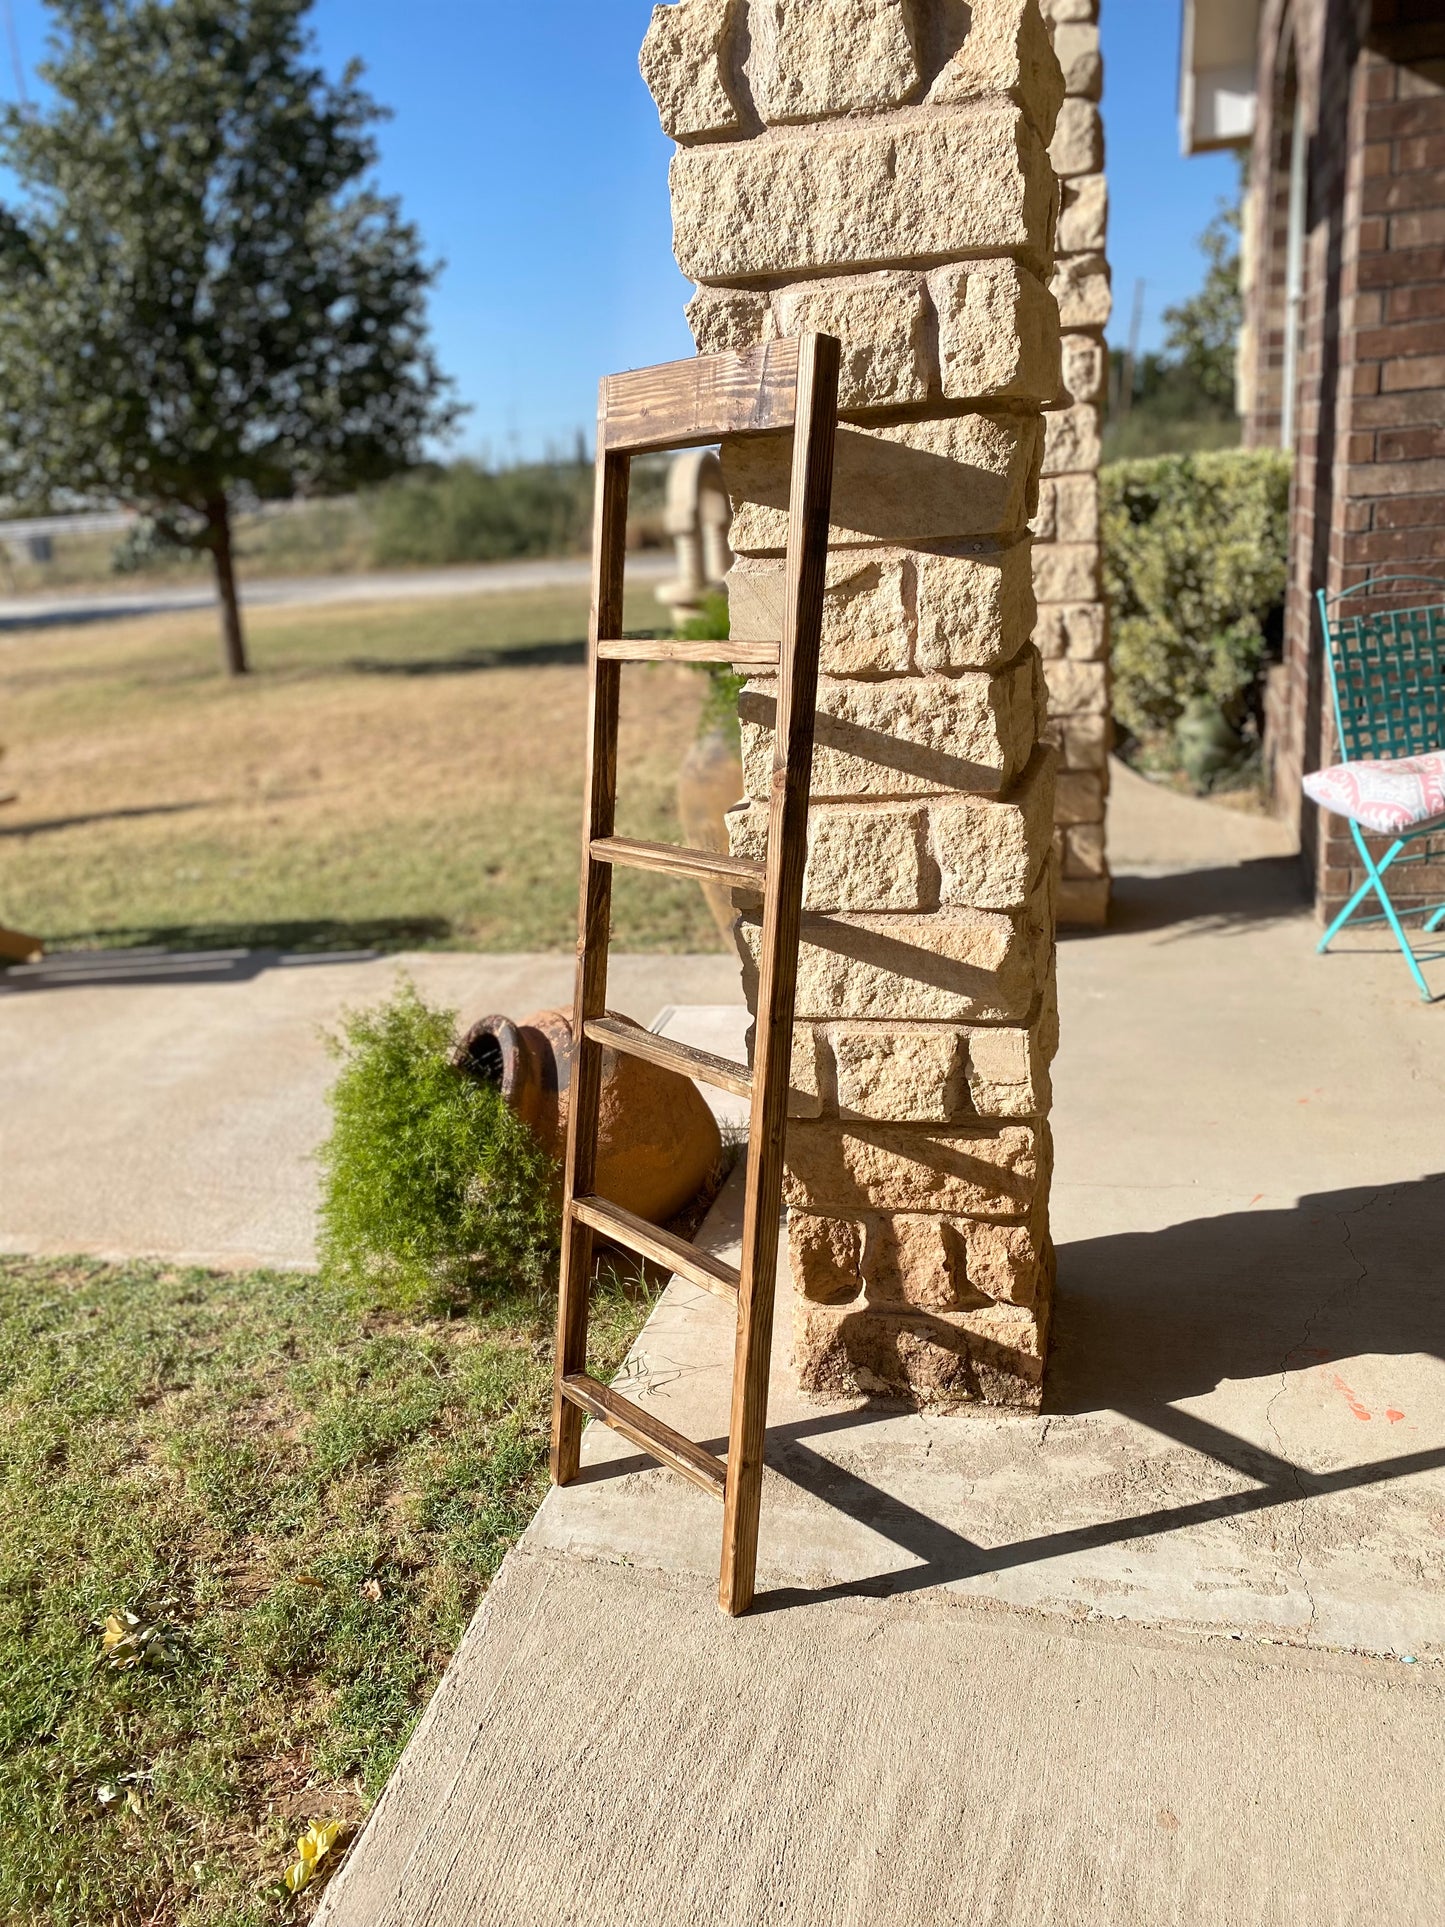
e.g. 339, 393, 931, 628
1346, 527, 1445, 562
1396, 134, 1445, 170
1344, 500, 1376, 533
1381, 353, 1445, 391
1391, 207, 1445, 248
1360, 215, 1391, 252
1374, 491, 1445, 527
1365, 64, 1398, 104
1355, 316, 1445, 359
1354, 291, 1386, 328
1358, 244, 1445, 286
1377, 425, 1445, 461
1387, 281, 1445, 320
1352, 362, 1382, 397
1366, 99, 1445, 140
1346, 455, 1445, 493
1362, 166, 1445, 213
1352, 389, 1445, 427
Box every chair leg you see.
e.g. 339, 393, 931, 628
1339, 824, 1434, 1000
1426, 902, 1445, 934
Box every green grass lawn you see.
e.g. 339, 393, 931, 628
0, 1254, 652, 1925
0, 582, 728, 954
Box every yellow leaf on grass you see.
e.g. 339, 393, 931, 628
284, 1819, 343, 1894
294, 1574, 326, 1589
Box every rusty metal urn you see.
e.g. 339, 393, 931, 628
455, 1007, 721, 1226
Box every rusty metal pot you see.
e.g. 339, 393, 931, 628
455, 1007, 721, 1227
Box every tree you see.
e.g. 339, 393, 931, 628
0, 0, 460, 674
1159, 186, 1244, 419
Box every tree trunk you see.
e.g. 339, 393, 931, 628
206, 493, 248, 677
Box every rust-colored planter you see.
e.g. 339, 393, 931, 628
677, 729, 745, 940
455, 1007, 720, 1226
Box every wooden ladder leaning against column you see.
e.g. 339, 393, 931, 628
551, 330, 841, 1617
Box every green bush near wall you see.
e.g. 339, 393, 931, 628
1102, 449, 1292, 761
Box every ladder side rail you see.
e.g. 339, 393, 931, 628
719, 331, 841, 1615
550, 424, 632, 1486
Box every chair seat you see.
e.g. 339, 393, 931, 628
1303, 749, 1445, 836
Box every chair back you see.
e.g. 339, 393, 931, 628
1316, 573, 1445, 763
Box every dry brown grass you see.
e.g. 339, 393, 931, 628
0, 582, 725, 952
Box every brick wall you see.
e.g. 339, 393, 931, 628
1243, 0, 1445, 918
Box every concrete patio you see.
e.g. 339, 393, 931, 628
3, 765, 1442, 1922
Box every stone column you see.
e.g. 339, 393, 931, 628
1038, 0, 1111, 925
641, 0, 1063, 1409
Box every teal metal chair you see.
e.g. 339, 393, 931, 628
1313, 574, 1445, 1000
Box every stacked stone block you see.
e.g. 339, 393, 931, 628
641, 0, 1064, 1410
1036, 0, 1111, 924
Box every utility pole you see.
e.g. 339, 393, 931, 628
1119, 277, 1146, 420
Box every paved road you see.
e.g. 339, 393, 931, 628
0, 552, 673, 631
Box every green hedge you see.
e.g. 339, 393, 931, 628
1102, 450, 1292, 753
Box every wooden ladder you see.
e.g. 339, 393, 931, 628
550, 330, 841, 1617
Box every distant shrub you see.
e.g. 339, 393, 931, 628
318, 981, 558, 1309
1103, 449, 1292, 764
369, 459, 594, 566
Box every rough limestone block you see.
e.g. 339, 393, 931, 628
1043, 657, 1107, 716
1061, 331, 1106, 402
833, 1027, 965, 1123
773, 272, 931, 410
750, 0, 920, 124
1055, 770, 1104, 826
914, 545, 1037, 672
929, 745, 1055, 909
727, 550, 912, 675
739, 656, 1041, 799
1057, 875, 1109, 924
729, 800, 930, 912
724, 414, 1040, 552
788, 1210, 865, 1304
925, 0, 1065, 144
862, 1211, 1047, 1311
735, 879, 1051, 1023
929, 258, 1061, 404
1052, 21, 1102, 98
1053, 253, 1112, 328
964, 1003, 1055, 1117
670, 107, 1054, 283
640, 0, 741, 142
792, 1300, 1047, 1407
1042, 403, 1101, 476
1057, 172, 1108, 253
1052, 471, 1100, 540
1064, 820, 1107, 877
1036, 601, 1107, 661
781, 1116, 1043, 1216
1032, 540, 1098, 601
1057, 711, 1110, 767
1049, 98, 1102, 177
685, 285, 772, 356
830, 1009, 1053, 1122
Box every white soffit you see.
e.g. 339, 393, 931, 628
1179, 0, 1261, 154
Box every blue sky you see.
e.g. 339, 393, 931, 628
1, 0, 1241, 462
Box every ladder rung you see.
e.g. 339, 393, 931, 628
571, 1192, 740, 1304
597, 637, 780, 667
560, 1372, 727, 1498
585, 1015, 752, 1100
591, 836, 765, 891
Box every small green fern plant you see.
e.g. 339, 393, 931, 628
318, 980, 558, 1309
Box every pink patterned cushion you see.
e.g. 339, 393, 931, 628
1303, 750, 1445, 835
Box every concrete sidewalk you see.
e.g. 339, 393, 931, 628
317, 767, 1445, 1926
0, 949, 743, 1268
